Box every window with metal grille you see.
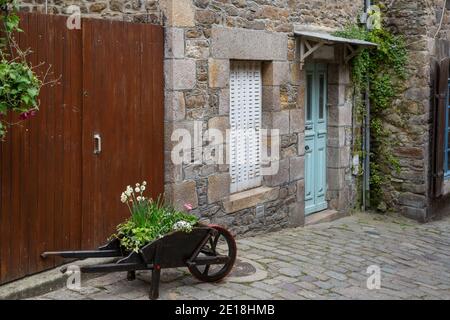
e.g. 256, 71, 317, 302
229, 61, 262, 193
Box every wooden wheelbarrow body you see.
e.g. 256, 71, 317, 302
42, 226, 236, 299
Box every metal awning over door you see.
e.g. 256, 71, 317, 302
294, 30, 378, 68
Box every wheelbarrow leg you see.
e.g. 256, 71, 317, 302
127, 271, 136, 281
150, 265, 161, 300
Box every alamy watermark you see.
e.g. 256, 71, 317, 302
66, 5, 81, 30
366, 265, 381, 290
361, 5, 382, 30
171, 123, 281, 176
65, 265, 81, 291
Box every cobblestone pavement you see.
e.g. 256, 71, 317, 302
33, 213, 450, 300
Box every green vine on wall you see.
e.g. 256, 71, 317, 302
334, 14, 408, 211
0, 0, 42, 139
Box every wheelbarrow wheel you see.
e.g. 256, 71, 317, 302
188, 225, 237, 282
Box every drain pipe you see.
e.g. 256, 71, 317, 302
362, 0, 372, 211
363, 81, 371, 210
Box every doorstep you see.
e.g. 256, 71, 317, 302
0, 258, 116, 300
305, 209, 346, 226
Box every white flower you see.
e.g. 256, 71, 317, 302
136, 183, 140, 187
140, 186, 146, 191
120, 193, 127, 203
137, 196, 142, 202
142, 181, 147, 186
135, 187, 140, 193
125, 186, 133, 196
172, 220, 193, 233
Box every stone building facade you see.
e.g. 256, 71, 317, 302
161, 0, 364, 236
18, 0, 450, 234
378, 0, 450, 221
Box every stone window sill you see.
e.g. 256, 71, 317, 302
222, 186, 279, 214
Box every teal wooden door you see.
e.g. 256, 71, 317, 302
305, 64, 328, 215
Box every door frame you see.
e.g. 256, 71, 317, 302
304, 63, 328, 216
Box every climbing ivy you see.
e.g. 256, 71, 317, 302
334, 17, 407, 211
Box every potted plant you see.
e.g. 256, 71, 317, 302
111, 181, 200, 253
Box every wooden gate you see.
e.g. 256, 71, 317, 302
0, 13, 164, 284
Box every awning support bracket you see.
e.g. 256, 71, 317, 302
299, 38, 326, 70
344, 44, 363, 64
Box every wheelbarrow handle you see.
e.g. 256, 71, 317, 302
41, 249, 122, 259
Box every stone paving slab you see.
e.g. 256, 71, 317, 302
31, 212, 450, 300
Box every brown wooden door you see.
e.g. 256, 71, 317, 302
80, 19, 164, 249
0, 14, 83, 284
0, 14, 164, 284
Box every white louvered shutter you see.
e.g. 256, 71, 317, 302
230, 61, 262, 193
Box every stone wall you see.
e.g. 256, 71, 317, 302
163, 0, 363, 236
377, 0, 432, 221
379, 0, 449, 221
19, 0, 163, 24
433, 0, 450, 43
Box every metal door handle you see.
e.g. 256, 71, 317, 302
94, 133, 101, 155
305, 146, 310, 151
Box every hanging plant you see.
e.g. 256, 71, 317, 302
0, 0, 43, 139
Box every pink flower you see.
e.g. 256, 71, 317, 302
183, 203, 193, 211
19, 110, 37, 121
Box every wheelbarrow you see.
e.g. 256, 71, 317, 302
41, 224, 237, 299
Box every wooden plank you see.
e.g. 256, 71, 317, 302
141, 23, 154, 197
152, 26, 165, 199
81, 18, 95, 249
149, 25, 164, 199
66, 17, 83, 251
47, 12, 56, 268
12, 12, 30, 281
95, 18, 107, 246
100, 19, 113, 244
52, 15, 65, 264
24, 13, 40, 278
0, 101, 12, 284
107, 20, 126, 239
19, 11, 31, 285
35, 13, 51, 271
